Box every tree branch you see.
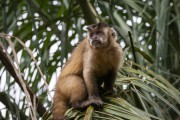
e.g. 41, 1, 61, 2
128, 31, 137, 64
0, 46, 46, 117
78, 0, 99, 24
0, 92, 28, 119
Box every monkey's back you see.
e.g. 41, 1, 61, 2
59, 39, 88, 79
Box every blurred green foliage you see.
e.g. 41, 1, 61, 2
0, 0, 179, 119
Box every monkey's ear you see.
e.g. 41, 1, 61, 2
86, 26, 92, 31
111, 27, 117, 38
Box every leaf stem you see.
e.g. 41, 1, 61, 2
128, 31, 137, 64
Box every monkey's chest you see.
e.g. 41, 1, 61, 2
93, 58, 113, 77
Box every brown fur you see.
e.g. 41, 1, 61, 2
53, 23, 123, 120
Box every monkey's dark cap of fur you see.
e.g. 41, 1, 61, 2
87, 22, 109, 31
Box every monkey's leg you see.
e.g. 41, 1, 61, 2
104, 70, 116, 93
53, 75, 88, 119
65, 75, 89, 109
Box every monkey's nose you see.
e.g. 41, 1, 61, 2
93, 36, 98, 40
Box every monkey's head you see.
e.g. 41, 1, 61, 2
87, 23, 116, 48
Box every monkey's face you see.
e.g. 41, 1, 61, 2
87, 23, 116, 48
88, 30, 108, 48
87, 26, 109, 48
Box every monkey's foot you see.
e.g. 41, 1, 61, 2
71, 96, 103, 109
89, 96, 103, 107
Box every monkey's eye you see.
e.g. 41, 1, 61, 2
96, 31, 104, 35
90, 33, 95, 37
90, 31, 104, 37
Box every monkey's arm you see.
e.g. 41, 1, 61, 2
83, 67, 103, 106
83, 68, 100, 97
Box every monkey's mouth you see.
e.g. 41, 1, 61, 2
92, 40, 102, 47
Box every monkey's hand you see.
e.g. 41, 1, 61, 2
89, 96, 103, 107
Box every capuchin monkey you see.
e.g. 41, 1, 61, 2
53, 22, 123, 120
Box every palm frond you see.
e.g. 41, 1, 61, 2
65, 61, 180, 120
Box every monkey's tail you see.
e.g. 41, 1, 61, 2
52, 98, 68, 120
